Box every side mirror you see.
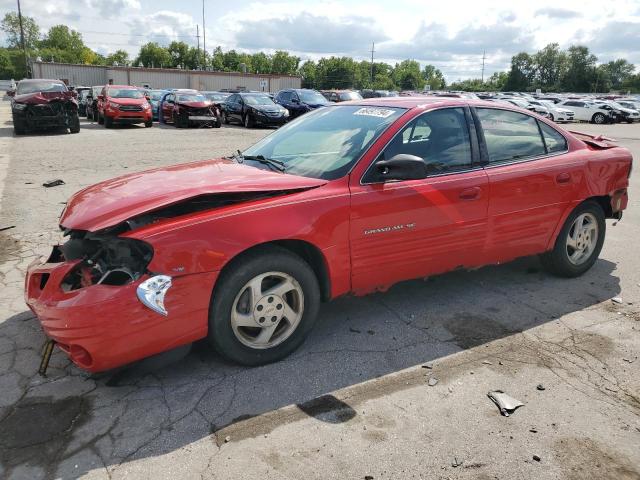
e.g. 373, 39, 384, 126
291, 98, 299, 104
7, 90, 15, 97
376, 154, 427, 181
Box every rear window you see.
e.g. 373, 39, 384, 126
539, 122, 567, 153
476, 108, 546, 163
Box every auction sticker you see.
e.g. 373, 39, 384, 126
354, 107, 395, 118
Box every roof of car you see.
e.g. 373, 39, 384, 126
19, 78, 65, 84
341, 96, 536, 112
106, 85, 138, 89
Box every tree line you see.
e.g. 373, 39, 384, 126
1, 13, 638, 93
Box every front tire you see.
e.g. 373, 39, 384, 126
244, 113, 254, 128
69, 113, 80, 133
540, 201, 606, 278
104, 115, 113, 128
208, 246, 320, 366
145, 119, 153, 128
592, 113, 606, 124
98, 112, 104, 125
222, 112, 230, 124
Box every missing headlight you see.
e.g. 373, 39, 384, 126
60, 231, 153, 291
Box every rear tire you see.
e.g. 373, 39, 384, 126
145, 119, 153, 128
208, 246, 320, 366
98, 112, 104, 125
540, 201, 606, 278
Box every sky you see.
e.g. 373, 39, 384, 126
1, 0, 639, 81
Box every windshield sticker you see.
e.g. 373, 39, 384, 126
354, 107, 395, 118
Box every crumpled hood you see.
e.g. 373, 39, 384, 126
14, 91, 76, 105
60, 159, 327, 232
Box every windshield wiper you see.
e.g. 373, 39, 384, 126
238, 152, 286, 173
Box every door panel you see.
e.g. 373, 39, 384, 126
350, 171, 490, 294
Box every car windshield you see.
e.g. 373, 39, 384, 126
177, 94, 207, 102
340, 92, 363, 101
241, 105, 405, 180
298, 90, 328, 104
204, 93, 227, 101
244, 95, 274, 105
17, 81, 66, 95
108, 88, 144, 99
149, 90, 164, 101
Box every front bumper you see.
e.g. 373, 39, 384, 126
104, 108, 152, 124
254, 113, 287, 126
25, 253, 217, 372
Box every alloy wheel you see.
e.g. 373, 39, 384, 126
566, 213, 598, 265
230, 271, 304, 349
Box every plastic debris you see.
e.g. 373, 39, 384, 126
42, 179, 65, 188
0, 225, 15, 232
533, 455, 541, 462
451, 457, 463, 468
536, 384, 546, 391
428, 377, 438, 386
422, 363, 434, 369
224, 435, 231, 443
487, 390, 524, 416
482, 360, 492, 365
611, 297, 623, 304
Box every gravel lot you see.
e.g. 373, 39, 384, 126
0, 99, 639, 480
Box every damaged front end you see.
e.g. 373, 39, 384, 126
12, 91, 79, 132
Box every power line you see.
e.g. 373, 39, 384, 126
370, 42, 375, 85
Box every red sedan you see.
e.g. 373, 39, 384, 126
25, 98, 632, 372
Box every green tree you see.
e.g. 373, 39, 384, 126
298, 60, 317, 88
271, 50, 299, 74
1, 12, 40, 50
105, 49, 129, 66
210, 46, 225, 71
167, 41, 190, 68
422, 64, 446, 90
600, 59, 635, 90
533, 43, 566, 90
251, 52, 271, 74
561, 45, 597, 92
621, 73, 640, 93
316, 56, 357, 89
222, 49, 241, 71
393, 59, 425, 90
0, 48, 15, 78
487, 71, 508, 91
135, 42, 171, 68
40, 25, 85, 56
504, 52, 536, 91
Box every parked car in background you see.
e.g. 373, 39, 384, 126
0, 79, 16, 91
617, 100, 640, 112
146, 89, 166, 121
9, 79, 80, 134
161, 90, 222, 128
274, 89, 329, 119
320, 90, 363, 102
85, 86, 103, 121
556, 100, 613, 124
222, 92, 289, 127
74, 87, 91, 116
529, 100, 575, 123
593, 100, 640, 123
97, 85, 153, 128
24, 97, 632, 372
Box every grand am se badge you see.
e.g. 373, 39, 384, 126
364, 223, 417, 235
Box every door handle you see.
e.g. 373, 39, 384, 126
459, 187, 481, 200
556, 172, 571, 184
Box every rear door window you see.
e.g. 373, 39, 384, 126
476, 108, 546, 163
538, 122, 567, 153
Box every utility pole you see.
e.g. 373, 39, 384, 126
16, 0, 28, 77
202, 0, 206, 70
370, 42, 375, 86
481, 50, 486, 83
196, 25, 200, 70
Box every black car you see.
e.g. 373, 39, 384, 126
85, 86, 103, 121
222, 92, 289, 128
9, 79, 80, 134
76, 88, 91, 116
274, 89, 329, 119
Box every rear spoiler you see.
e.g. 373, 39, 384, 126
569, 130, 617, 149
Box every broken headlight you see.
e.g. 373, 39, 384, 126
60, 233, 153, 291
